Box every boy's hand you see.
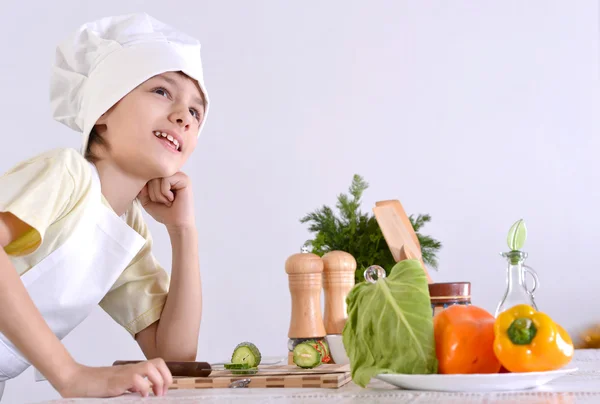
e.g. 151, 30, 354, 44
137, 172, 196, 230
57, 358, 172, 398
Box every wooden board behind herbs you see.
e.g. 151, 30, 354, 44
299, 174, 442, 283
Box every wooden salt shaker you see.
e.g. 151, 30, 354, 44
322, 251, 356, 335
285, 248, 326, 364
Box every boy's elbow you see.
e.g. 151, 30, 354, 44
162, 352, 197, 362
158, 346, 198, 362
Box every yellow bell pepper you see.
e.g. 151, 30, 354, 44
493, 304, 574, 372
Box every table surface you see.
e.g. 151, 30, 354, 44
39, 349, 600, 404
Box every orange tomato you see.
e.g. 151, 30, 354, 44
433, 304, 502, 374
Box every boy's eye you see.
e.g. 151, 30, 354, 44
153, 87, 170, 98
189, 108, 201, 121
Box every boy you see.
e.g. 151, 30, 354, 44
0, 12, 209, 398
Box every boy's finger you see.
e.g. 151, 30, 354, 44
142, 363, 164, 396
132, 374, 150, 397
152, 359, 173, 395
161, 178, 174, 202
150, 180, 166, 205
168, 172, 189, 191
151, 180, 171, 206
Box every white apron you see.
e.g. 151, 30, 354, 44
0, 162, 146, 388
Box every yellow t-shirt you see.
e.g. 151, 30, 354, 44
0, 148, 169, 337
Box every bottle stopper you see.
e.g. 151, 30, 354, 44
322, 251, 356, 335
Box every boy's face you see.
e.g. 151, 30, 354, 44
94, 71, 206, 178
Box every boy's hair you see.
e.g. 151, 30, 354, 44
84, 128, 110, 163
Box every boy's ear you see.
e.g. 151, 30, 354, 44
95, 102, 119, 125
95, 110, 111, 125
96, 114, 108, 125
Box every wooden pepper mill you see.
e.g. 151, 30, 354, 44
322, 251, 356, 336
285, 247, 326, 364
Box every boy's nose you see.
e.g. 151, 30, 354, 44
169, 108, 193, 130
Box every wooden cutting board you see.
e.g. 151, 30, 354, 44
170, 364, 352, 389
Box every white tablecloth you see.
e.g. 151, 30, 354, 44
40, 349, 600, 404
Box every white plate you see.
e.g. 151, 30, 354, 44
375, 367, 578, 392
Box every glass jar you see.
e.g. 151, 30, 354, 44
494, 250, 539, 317
428, 282, 471, 317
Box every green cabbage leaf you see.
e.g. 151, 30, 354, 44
342, 259, 438, 387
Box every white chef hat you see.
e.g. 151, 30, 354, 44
49, 12, 210, 154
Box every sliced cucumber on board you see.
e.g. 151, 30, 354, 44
231, 342, 262, 368
292, 342, 322, 369
308, 339, 331, 363
223, 362, 258, 375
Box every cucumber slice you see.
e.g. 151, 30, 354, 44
224, 363, 250, 369
231, 342, 262, 368
305, 339, 331, 363
293, 342, 322, 369
224, 363, 258, 375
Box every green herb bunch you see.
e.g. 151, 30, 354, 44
300, 174, 442, 283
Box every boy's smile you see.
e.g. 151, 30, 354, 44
153, 131, 183, 153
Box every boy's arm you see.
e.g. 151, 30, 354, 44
0, 212, 173, 398
0, 212, 79, 388
135, 173, 203, 362
136, 225, 202, 361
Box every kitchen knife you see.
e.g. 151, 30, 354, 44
112, 360, 212, 377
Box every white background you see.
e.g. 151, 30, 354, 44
1, 1, 599, 402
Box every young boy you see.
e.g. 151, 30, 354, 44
0, 12, 209, 398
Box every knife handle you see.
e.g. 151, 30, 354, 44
112, 360, 212, 377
